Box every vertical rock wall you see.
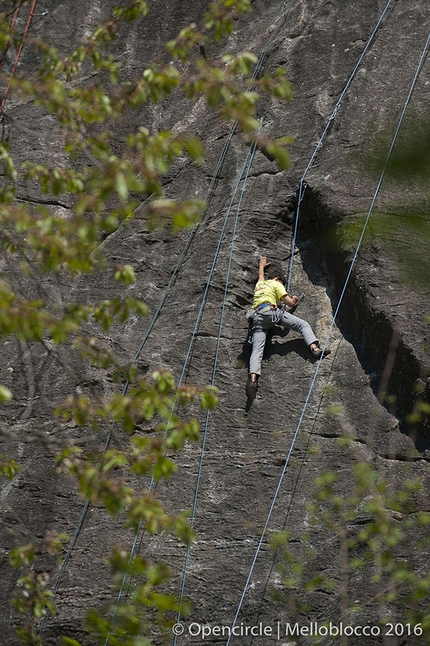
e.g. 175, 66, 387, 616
1, 1, 429, 644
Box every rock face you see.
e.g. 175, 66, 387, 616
1, 1, 430, 645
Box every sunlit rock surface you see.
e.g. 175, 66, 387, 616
1, 1, 429, 644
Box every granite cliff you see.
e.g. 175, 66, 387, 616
1, 1, 429, 645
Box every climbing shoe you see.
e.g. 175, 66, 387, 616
246, 376, 258, 399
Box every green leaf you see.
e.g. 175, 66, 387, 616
115, 265, 136, 285
0, 455, 20, 480
62, 638, 83, 646
115, 172, 129, 201
183, 135, 204, 164
265, 143, 290, 170
0, 385, 12, 402
200, 386, 218, 410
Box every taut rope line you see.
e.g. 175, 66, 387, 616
0, 0, 38, 117
287, 0, 396, 292
225, 31, 430, 645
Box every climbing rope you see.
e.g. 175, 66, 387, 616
122, 0, 298, 364
96, 1, 305, 632
36, 0, 394, 638
286, 0, 396, 292
225, 31, 430, 644
103, 134, 261, 646
99, 2, 301, 619
172, 137, 260, 646
38, 37, 249, 644
97, 7, 301, 632
0, 5, 20, 73
0, 0, 38, 117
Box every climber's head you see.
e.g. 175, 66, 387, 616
266, 264, 286, 286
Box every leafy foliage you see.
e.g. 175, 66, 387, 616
9, 534, 67, 645
331, 207, 430, 289
271, 460, 430, 641
0, 0, 293, 643
363, 108, 430, 184
335, 109, 430, 288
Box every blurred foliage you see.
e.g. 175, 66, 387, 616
0, 0, 292, 644
363, 109, 430, 184
271, 460, 430, 642
331, 110, 430, 288
335, 207, 430, 286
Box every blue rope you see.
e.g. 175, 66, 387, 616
172, 138, 259, 646
103, 3, 299, 617
129, 0, 295, 358
287, 0, 396, 292
225, 31, 430, 645
102, 4, 300, 630
133, 0, 296, 350
41, 0, 375, 637
103, 136, 261, 645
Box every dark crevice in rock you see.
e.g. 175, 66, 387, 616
313, 433, 367, 445
376, 452, 424, 462
16, 195, 71, 209
249, 168, 285, 178
295, 185, 430, 451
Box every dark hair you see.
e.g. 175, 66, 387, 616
266, 264, 286, 285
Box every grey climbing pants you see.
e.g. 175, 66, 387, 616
249, 307, 318, 376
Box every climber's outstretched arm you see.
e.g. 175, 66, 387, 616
258, 256, 271, 282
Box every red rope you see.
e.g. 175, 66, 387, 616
0, 0, 38, 116
0, 5, 21, 73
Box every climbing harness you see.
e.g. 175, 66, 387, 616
34, 0, 406, 640
172, 136, 260, 646
225, 30, 430, 646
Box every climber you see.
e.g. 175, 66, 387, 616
246, 256, 330, 400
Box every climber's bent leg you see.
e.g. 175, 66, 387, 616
276, 309, 318, 347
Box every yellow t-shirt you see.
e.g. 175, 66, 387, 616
252, 279, 287, 308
